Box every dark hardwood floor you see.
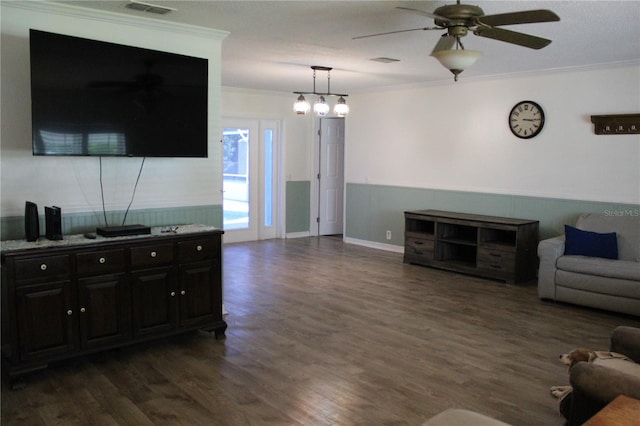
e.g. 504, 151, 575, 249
2, 237, 639, 425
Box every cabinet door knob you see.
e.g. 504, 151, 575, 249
196, 245, 203, 252
99, 257, 106, 264
170, 291, 176, 297
67, 309, 73, 316
80, 307, 86, 313
40, 263, 48, 271
150, 251, 157, 258
181, 290, 186, 296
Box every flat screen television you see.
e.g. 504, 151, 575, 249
30, 29, 208, 158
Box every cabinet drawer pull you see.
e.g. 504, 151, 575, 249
99, 257, 106, 264
170, 291, 176, 297
489, 253, 501, 258
80, 307, 86, 313
181, 290, 186, 296
414, 241, 424, 246
67, 309, 73, 316
150, 251, 157, 258
196, 245, 203, 252
40, 263, 47, 271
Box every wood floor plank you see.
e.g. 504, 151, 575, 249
2, 237, 639, 425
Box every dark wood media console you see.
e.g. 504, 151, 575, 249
1, 225, 226, 385
404, 210, 539, 283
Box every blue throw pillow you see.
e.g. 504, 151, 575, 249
564, 225, 618, 259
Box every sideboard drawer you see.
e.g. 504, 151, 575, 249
77, 249, 126, 276
14, 255, 71, 282
178, 238, 218, 263
477, 248, 515, 273
405, 236, 434, 262
130, 244, 174, 268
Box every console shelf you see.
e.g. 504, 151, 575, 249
404, 210, 539, 283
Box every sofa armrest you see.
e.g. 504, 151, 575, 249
537, 235, 565, 299
567, 362, 640, 425
570, 362, 640, 402
611, 326, 640, 363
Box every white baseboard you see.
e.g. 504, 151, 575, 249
343, 237, 404, 253
286, 231, 311, 239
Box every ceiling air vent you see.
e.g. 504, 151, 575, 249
126, 1, 176, 15
370, 57, 400, 64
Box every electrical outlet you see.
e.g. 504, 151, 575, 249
386, 230, 392, 240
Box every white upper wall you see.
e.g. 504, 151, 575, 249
345, 65, 640, 204
3, 2, 638, 218
220, 87, 312, 182
0, 2, 227, 217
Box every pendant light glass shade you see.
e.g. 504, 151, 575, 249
333, 96, 350, 117
432, 49, 482, 81
293, 94, 311, 115
313, 96, 330, 116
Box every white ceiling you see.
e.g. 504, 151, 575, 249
61, 1, 640, 93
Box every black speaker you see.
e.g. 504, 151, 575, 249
45, 206, 63, 240
24, 201, 40, 242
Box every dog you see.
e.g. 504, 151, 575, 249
550, 349, 631, 410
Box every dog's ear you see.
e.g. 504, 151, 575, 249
569, 349, 592, 367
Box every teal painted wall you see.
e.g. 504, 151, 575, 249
346, 183, 640, 246
286, 181, 310, 233
1, 205, 222, 241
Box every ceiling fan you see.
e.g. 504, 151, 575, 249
354, 1, 560, 80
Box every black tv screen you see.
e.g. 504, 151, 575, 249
30, 29, 208, 157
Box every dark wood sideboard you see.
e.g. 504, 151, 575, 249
404, 210, 539, 283
1, 225, 226, 385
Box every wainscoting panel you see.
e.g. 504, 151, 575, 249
286, 181, 311, 234
345, 183, 640, 247
1, 205, 222, 241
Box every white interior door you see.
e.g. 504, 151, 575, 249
223, 118, 280, 243
318, 118, 345, 235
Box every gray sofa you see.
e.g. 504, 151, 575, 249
537, 212, 640, 315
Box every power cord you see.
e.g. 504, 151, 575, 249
100, 157, 109, 227
122, 157, 145, 226
99, 156, 146, 227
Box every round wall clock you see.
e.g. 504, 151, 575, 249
509, 100, 545, 139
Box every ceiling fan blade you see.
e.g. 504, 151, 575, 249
352, 26, 440, 40
474, 27, 552, 49
395, 6, 451, 23
477, 9, 560, 27
430, 35, 456, 55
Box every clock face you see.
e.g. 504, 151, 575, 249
509, 101, 545, 138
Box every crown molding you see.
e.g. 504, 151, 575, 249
2, 0, 228, 40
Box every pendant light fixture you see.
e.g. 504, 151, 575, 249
293, 66, 349, 117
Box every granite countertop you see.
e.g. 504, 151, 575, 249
1, 224, 222, 253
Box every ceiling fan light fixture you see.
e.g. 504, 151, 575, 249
293, 94, 311, 115
432, 49, 482, 81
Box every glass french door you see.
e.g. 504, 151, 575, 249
222, 118, 279, 243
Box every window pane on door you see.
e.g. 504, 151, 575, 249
223, 128, 249, 230
264, 129, 273, 227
